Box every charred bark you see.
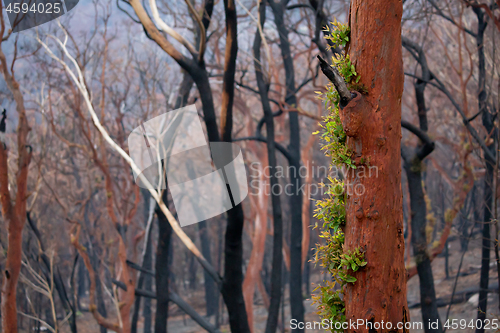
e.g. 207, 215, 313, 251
402, 155, 441, 333
269, 1, 305, 330
217, 1, 251, 332
199, 221, 217, 316
154, 189, 173, 333
143, 250, 153, 333
474, 7, 495, 332
401, 37, 441, 332
77, 256, 87, 310
253, 1, 284, 332
91, 247, 108, 333
147, 72, 193, 332
131, 191, 155, 333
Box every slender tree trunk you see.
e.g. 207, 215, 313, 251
459, 197, 472, 252
91, 248, 108, 333
148, 72, 194, 333
400, 38, 441, 331
269, 2, 304, 330
131, 198, 154, 333
0, 27, 32, 333
342, 1, 408, 330
474, 7, 494, 332
143, 247, 153, 333
155, 190, 173, 333
404, 165, 442, 332
1, 223, 23, 333
477, 162, 493, 332
215, 221, 224, 329
218, 1, 251, 332
77, 257, 87, 310
252, 1, 284, 332
199, 221, 217, 316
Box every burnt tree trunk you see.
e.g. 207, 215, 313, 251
342, 1, 409, 330
131, 191, 154, 333
90, 247, 108, 333
474, 7, 495, 332
269, 2, 304, 330
218, 1, 251, 331
401, 36, 441, 332
152, 75, 193, 332
143, 244, 153, 333
77, 256, 87, 310
199, 221, 217, 316
477, 158, 494, 333
154, 189, 173, 333
403, 161, 441, 332
253, 1, 284, 332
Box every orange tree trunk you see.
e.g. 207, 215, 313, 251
342, 0, 408, 330
1, 218, 24, 333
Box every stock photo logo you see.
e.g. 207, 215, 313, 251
3, 0, 79, 32
127, 105, 249, 227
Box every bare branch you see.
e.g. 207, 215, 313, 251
149, 0, 198, 57
401, 120, 435, 160
317, 55, 352, 107
427, 0, 477, 36
233, 136, 293, 161
128, 0, 195, 70
184, 0, 206, 61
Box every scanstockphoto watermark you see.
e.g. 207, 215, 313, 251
248, 162, 379, 197
290, 319, 424, 331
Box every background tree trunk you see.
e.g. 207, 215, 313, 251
131, 191, 154, 333
474, 7, 495, 332
219, 2, 250, 331
252, 1, 284, 332
404, 163, 442, 332
199, 221, 217, 316
154, 189, 173, 333
401, 37, 441, 332
269, 2, 304, 330
0, 29, 32, 333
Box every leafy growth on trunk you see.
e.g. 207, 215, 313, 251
331, 54, 359, 85
312, 20, 367, 331
324, 19, 350, 48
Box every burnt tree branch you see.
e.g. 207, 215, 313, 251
317, 55, 352, 107
111, 280, 221, 333
401, 120, 435, 160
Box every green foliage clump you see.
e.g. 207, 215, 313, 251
332, 54, 359, 85
311, 19, 367, 332
311, 220, 367, 329
314, 85, 353, 169
324, 19, 350, 48
314, 177, 345, 233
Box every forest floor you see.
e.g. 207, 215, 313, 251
23, 234, 500, 333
